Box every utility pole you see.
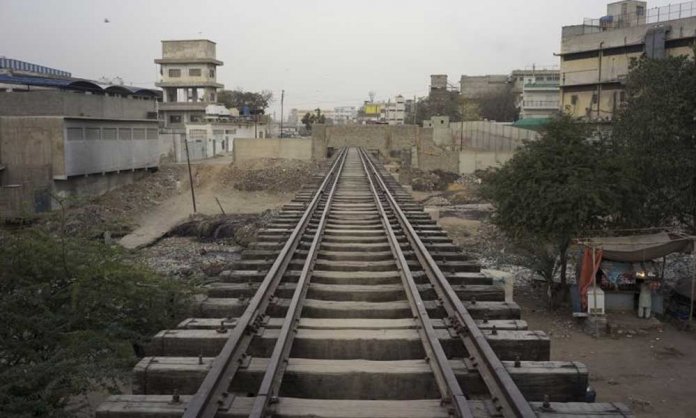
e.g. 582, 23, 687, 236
280, 89, 285, 138
597, 41, 604, 119
183, 136, 197, 213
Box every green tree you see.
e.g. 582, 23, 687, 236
0, 230, 193, 417
301, 109, 326, 131
217, 89, 273, 112
611, 51, 696, 232
481, 115, 623, 305
416, 91, 463, 125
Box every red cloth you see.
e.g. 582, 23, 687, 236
579, 248, 603, 310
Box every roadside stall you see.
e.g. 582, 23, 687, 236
575, 232, 695, 320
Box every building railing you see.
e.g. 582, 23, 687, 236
582, 1, 696, 31
522, 100, 560, 109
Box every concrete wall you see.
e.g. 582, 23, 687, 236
0, 116, 63, 217
447, 121, 538, 152
311, 124, 427, 160
0, 90, 157, 120
460, 75, 509, 99
459, 150, 514, 174
62, 119, 159, 177
233, 138, 312, 162
162, 40, 216, 60
0, 116, 160, 218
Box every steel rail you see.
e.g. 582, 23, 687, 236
249, 147, 347, 418
358, 150, 474, 418
183, 147, 348, 418
360, 148, 536, 418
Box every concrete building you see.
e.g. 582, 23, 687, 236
560, 0, 696, 120
181, 121, 268, 160
509, 68, 560, 94
459, 75, 509, 99
0, 89, 160, 218
333, 106, 358, 125
383, 95, 407, 125
519, 81, 561, 119
155, 40, 224, 128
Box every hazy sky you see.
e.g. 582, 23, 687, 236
0, 0, 675, 117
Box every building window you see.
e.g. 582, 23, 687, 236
591, 93, 598, 104
168, 69, 181, 77
85, 128, 101, 140
102, 128, 117, 140
571, 95, 578, 105
190, 115, 202, 123
169, 115, 182, 124
209, 68, 215, 78
118, 128, 132, 140
132, 128, 146, 140
189, 68, 202, 77
147, 128, 158, 140
67, 127, 83, 141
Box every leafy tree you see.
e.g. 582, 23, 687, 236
217, 89, 273, 113
0, 230, 193, 417
611, 51, 696, 232
416, 91, 464, 124
481, 115, 623, 305
301, 109, 326, 131
475, 85, 519, 122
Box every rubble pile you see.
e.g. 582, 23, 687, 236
141, 237, 243, 279
230, 159, 324, 193
40, 165, 186, 238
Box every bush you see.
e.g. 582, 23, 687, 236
0, 230, 193, 417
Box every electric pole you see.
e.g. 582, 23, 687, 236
280, 89, 285, 138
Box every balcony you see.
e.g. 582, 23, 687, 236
522, 100, 560, 110
159, 102, 209, 112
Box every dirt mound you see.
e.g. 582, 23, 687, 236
39, 165, 186, 239
229, 159, 324, 193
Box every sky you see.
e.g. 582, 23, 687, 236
0, 0, 677, 118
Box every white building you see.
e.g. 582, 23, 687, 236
383, 95, 406, 125
519, 82, 561, 119
180, 121, 269, 161
333, 106, 357, 124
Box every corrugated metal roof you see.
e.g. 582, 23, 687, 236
0, 74, 161, 97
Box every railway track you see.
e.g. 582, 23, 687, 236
97, 147, 632, 418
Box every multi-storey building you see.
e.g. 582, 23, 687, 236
560, 0, 696, 120
383, 95, 407, 125
333, 106, 358, 125
155, 39, 224, 128
519, 81, 561, 119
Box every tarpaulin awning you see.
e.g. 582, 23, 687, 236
579, 232, 695, 262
